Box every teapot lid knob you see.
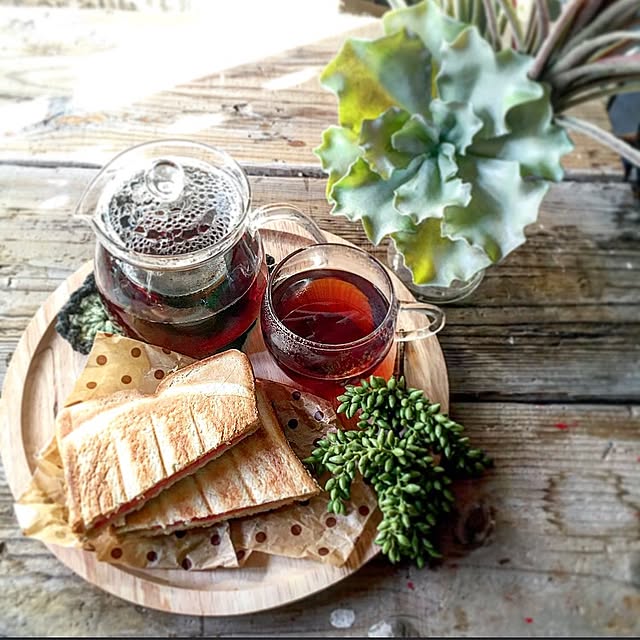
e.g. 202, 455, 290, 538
144, 158, 185, 201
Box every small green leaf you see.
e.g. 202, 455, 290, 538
469, 85, 574, 181
393, 146, 471, 223
442, 156, 549, 262
331, 157, 421, 245
437, 27, 543, 139
428, 99, 484, 155
313, 126, 361, 201
383, 0, 467, 63
391, 218, 491, 286
320, 30, 431, 133
361, 107, 412, 179
390, 112, 439, 156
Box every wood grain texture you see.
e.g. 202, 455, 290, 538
0, 228, 449, 616
0, 2, 639, 635
1, 403, 638, 635
1, 165, 638, 402
0, 161, 638, 633
0, 5, 623, 175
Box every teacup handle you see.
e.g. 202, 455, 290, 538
250, 203, 326, 244
395, 302, 446, 342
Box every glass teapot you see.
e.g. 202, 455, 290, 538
76, 140, 325, 358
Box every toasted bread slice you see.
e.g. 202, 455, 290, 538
115, 380, 321, 535
57, 350, 260, 534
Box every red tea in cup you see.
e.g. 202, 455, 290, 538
261, 244, 445, 402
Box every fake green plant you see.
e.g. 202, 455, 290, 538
315, 0, 640, 287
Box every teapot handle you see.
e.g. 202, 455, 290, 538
249, 203, 326, 244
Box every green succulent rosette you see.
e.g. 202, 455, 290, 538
315, 0, 574, 287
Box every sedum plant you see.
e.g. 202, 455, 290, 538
316, 0, 640, 287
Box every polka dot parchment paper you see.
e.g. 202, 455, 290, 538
13, 333, 377, 571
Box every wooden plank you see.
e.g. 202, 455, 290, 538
0, 6, 623, 175
1, 403, 638, 635
0, 164, 638, 401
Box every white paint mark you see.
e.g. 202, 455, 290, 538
368, 621, 395, 637
626, 262, 633, 270
508, 336, 515, 345
262, 66, 322, 91
40, 194, 70, 210
330, 608, 356, 629
165, 112, 227, 134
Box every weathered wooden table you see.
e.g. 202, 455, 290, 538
1, 2, 638, 636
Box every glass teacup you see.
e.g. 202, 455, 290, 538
260, 243, 446, 401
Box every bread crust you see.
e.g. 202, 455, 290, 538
115, 381, 320, 535
57, 350, 260, 533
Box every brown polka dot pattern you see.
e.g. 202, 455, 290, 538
146, 550, 158, 562
181, 557, 192, 570
131, 347, 141, 358
210, 534, 221, 546
287, 418, 298, 429
121, 375, 132, 384
236, 550, 245, 561
86, 381, 97, 389
154, 369, 165, 380
359, 505, 370, 517
292, 390, 301, 401
318, 547, 329, 556
110, 547, 123, 559
96, 355, 107, 365
325, 517, 337, 528
290, 524, 302, 536
255, 532, 267, 543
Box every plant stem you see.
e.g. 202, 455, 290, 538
556, 115, 640, 167
566, 0, 605, 41
524, 2, 538, 54
556, 81, 640, 111
550, 31, 640, 74
529, 0, 585, 80
494, 0, 526, 50
560, 0, 640, 55
535, 0, 550, 43
482, 0, 501, 50
550, 60, 640, 91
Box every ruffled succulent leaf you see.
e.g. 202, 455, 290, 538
394, 144, 471, 222
320, 30, 432, 133
316, 0, 575, 287
314, 126, 362, 201
468, 85, 574, 181
437, 27, 544, 139
429, 99, 484, 155
391, 219, 492, 286
383, 0, 467, 62
331, 157, 422, 244
442, 156, 549, 262
360, 107, 413, 179
390, 113, 440, 156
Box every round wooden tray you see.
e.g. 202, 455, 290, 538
0, 228, 449, 616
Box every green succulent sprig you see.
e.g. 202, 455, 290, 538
55, 273, 124, 354
304, 375, 492, 567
